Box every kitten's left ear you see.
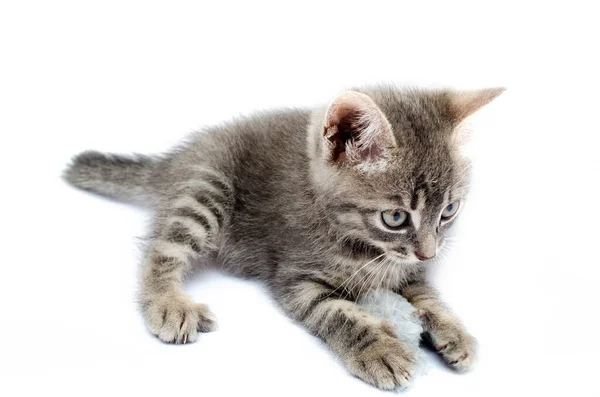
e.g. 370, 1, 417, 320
449, 87, 505, 123
322, 91, 396, 167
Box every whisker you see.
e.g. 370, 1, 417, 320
354, 257, 388, 301
374, 254, 394, 295
337, 257, 388, 331
325, 253, 386, 298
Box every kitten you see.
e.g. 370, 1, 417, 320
64, 85, 503, 390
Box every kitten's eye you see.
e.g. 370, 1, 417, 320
441, 201, 460, 219
381, 210, 408, 229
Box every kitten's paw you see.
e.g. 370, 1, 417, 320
347, 333, 418, 390
141, 295, 217, 344
431, 329, 477, 372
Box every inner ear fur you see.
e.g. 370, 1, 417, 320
323, 91, 396, 164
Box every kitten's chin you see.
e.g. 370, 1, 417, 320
387, 252, 420, 266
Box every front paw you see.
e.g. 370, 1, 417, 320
141, 294, 217, 344
346, 332, 418, 390
429, 328, 477, 372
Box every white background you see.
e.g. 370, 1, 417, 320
1, 1, 599, 396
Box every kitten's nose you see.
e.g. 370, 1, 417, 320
415, 232, 436, 261
415, 251, 435, 261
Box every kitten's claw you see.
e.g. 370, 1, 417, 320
141, 295, 217, 344
347, 332, 417, 390
430, 330, 477, 372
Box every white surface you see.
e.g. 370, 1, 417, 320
1, 1, 599, 396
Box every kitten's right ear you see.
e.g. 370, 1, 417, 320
322, 91, 396, 167
449, 87, 506, 123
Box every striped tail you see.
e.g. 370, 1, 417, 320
63, 150, 161, 205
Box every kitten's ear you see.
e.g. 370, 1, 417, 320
322, 91, 396, 166
450, 87, 505, 123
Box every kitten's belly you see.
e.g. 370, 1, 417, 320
215, 232, 278, 280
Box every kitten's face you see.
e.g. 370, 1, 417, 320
324, 132, 470, 266
339, 146, 470, 265
310, 86, 502, 265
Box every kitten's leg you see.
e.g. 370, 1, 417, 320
278, 276, 418, 390
139, 176, 231, 344
401, 283, 477, 372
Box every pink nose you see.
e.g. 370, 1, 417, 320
415, 251, 435, 261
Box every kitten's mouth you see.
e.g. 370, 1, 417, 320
414, 252, 436, 261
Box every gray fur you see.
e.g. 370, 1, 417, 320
64, 150, 163, 205
64, 85, 502, 390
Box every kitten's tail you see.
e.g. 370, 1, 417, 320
63, 150, 161, 205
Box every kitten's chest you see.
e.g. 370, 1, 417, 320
331, 257, 423, 297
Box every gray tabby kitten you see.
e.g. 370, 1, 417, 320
64, 86, 503, 390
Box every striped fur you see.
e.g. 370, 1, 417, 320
64, 85, 502, 390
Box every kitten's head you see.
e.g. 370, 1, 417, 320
309, 86, 503, 265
